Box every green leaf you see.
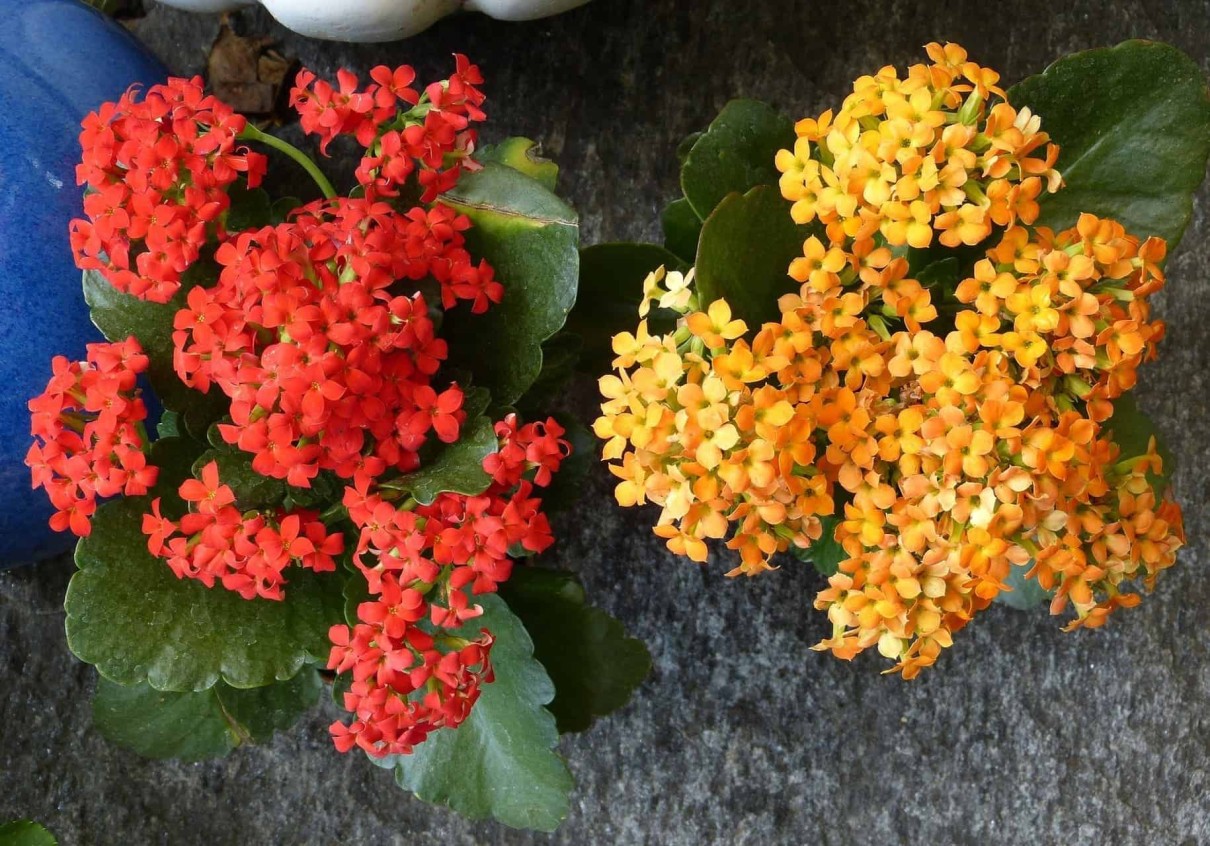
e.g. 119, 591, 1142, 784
995, 561, 1053, 611
156, 410, 182, 440
477, 137, 559, 192
91, 669, 321, 762
569, 243, 685, 373
680, 99, 795, 220
392, 416, 497, 505
675, 131, 704, 165
694, 185, 808, 326
386, 594, 572, 831
500, 568, 650, 733
0, 821, 56, 846
789, 514, 845, 577
440, 163, 579, 406
1009, 40, 1210, 250
65, 437, 344, 692
225, 180, 274, 232
1104, 393, 1175, 494
281, 469, 345, 510
270, 196, 303, 224
536, 414, 595, 513
83, 268, 229, 439
193, 446, 286, 510
662, 198, 704, 264
514, 332, 582, 419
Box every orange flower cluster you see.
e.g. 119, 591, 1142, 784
596, 44, 1184, 677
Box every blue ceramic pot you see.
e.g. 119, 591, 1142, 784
0, 0, 167, 566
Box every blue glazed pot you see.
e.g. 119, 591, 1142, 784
0, 0, 167, 566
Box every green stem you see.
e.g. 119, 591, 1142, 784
239, 124, 336, 200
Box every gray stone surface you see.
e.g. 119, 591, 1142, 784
3, 0, 1210, 843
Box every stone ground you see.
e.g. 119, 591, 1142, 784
4, 0, 1210, 843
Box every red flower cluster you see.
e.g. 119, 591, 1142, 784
172, 196, 502, 489
70, 76, 267, 303
142, 461, 344, 601
291, 55, 486, 202
328, 415, 569, 757
27, 339, 156, 537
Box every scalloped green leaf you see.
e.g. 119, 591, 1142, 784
500, 568, 650, 733
681, 99, 795, 220
661, 197, 704, 265
391, 416, 497, 505
440, 162, 579, 406
694, 185, 808, 326
225, 180, 274, 232
65, 437, 344, 692
1009, 40, 1210, 250
1104, 392, 1175, 494
83, 267, 229, 439
0, 821, 56, 846
569, 242, 685, 373
477, 137, 559, 192
385, 594, 572, 831
91, 669, 321, 762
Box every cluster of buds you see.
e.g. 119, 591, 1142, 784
597, 43, 1184, 677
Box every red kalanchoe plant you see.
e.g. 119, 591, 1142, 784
33, 55, 649, 833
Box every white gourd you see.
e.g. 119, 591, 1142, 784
153, 0, 593, 42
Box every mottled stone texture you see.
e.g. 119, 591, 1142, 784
3, 1, 1210, 843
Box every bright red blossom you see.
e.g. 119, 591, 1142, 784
27, 338, 156, 537
70, 76, 266, 303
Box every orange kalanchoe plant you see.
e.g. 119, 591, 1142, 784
593, 42, 1201, 678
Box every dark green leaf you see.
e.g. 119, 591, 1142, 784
392, 416, 497, 505
0, 821, 56, 846
500, 568, 650, 733
91, 669, 321, 762
271, 196, 303, 224
680, 99, 795, 220
83, 268, 229, 439
440, 163, 579, 406
789, 514, 845, 577
281, 469, 345, 510
1009, 40, 1210, 250
225, 181, 274, 232
995, 561, 1053, 611
569, 243, 685, 373
477, 137, 559, 192
662, 198, 704, 264
675, 131, 704, 165
1104, 393, 1175, 494
156, 410, 182, 440
65, 437, 344, 691
386, 594, 572, 831
694, 186, 808, 326
193, 447, 286, 510
514, 333, 582, 419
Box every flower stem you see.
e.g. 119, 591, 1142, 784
239, 124, 337, 200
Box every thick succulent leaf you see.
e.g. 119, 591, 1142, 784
1009, 40, 1210, 250
83, 267, 229, 438
0, 821, 56, 846
500, 567, 650, 733
91, 669, 321, 762
996, 562, 1053, 611
1103, 393, 1176, 494
694, 185, 808, 326
65, 437, 344, 692
391, 416, 497, 505
387, 594, 572, 831
680, 99, 795, 220
790, 514, 846, 577
661, 197, 704, 265
225, 180, 274, 232
477, 137, 559, 192
440, 163, 579, 406
569, 242, 685, 373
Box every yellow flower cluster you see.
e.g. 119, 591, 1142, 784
595, 44, 1185, 677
